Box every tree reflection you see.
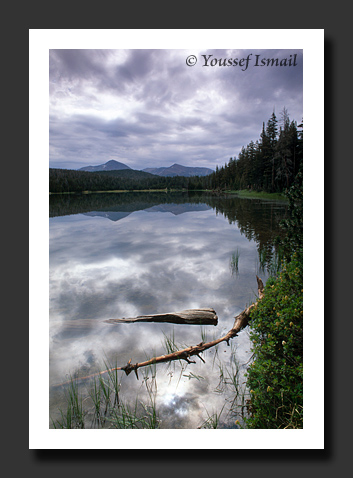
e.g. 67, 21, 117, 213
50, 191, 287, 274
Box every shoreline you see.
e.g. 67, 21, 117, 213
49, 189, 288, 201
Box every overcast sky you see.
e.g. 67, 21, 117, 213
49, 49, 303, 171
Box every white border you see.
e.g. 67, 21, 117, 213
29, 29, 324, 449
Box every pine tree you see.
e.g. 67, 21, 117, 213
275, 110, 298, 191
265, 111, 278, 192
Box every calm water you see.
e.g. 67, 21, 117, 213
49, 191, 287, 428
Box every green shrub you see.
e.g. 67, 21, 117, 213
245, 254, 303, 428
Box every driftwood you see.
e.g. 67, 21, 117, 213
120, 276, 264, 379
52, 276, 264, 387
104, 308, 218, 326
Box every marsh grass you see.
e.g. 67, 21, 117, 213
140, 370, 159, 428
161, 329, 190, 388
215, 345, 240, 395
52, 377, 85, 429
104, 359, 121, 407
198, 403, 225, 429
51, 359, 160, 429
109, 380, 159, 429
108, 399, 141, 428
229, 248, 240, 276
89, 377, 102, 426
209, 343, 252, 426
109, 367, 159, 429
162, 329, 178, 355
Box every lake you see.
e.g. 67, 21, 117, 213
49, 191, 288, 429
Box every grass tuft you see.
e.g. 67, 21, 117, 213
229, 248, 240, 276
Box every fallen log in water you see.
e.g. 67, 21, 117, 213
104, 308, 218, 326
52, 277, 264, 387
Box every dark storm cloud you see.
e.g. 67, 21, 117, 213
49, 49, 303, 171
50, 49, 120, 91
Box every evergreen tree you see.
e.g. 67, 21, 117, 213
190, 109, 301, 194
265, 111, 278, 192
275, 121, 292, 190
275, 110, 299, 191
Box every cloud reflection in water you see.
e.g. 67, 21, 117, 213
49, 198, 280, 427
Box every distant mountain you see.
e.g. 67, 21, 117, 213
78, 160, 214, 177
142, 163, 214, 177
79, 160, 132, 172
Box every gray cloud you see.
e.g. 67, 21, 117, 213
49, 49, 303, 171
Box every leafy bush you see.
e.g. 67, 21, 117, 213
245, 254, 303, 428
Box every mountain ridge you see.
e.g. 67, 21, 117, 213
142, 163, 214, 177
79, 159, 131, 172
78, 160, 214, 177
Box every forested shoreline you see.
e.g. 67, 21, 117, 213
50, 109, 302, 195
189, 108, 302, 192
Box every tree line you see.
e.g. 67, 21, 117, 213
189, 108, 303, 193
49, 168, 189, 193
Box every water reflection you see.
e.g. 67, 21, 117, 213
50, 191, 287, 272
49, 191, 287, 428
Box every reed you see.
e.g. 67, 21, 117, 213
229, 248, 240, 276
103, 358, 121, 406
199, 404, 225, 429
52, 377, 85, 429
89, 377, 102, 426
51, 361, 160, 429
162, 329, 178, 355
108, 371, 160, 429
141, 371, 159, 429
161, 329, 188, 386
